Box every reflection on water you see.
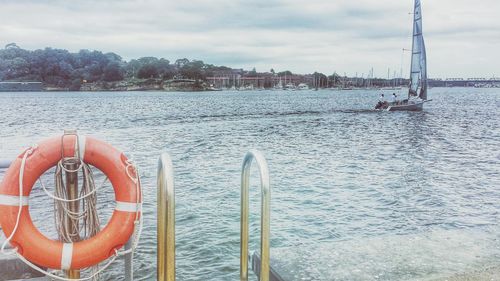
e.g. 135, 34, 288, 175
0, 88, 499, 280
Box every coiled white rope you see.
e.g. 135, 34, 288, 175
40, 171, 106, 203
0, 143, 143, 281
54, 159, 100, 255
58, 158, 84, 173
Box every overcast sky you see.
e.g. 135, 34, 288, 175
1, 0, 499, 78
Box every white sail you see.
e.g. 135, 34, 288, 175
420, 37, 427, 100
409, 0, 428, 100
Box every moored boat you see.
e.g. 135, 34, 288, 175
297, 83, 309, 90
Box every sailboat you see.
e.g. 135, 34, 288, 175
274, 77, 283, 90
376, 0, 429, 111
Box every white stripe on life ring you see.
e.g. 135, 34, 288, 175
0, 195, 29, 206
115, 201, 142, 212
61, 243, 73, 270
76, 135, 86, 160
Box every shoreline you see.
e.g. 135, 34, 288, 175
0, 85, 495, 93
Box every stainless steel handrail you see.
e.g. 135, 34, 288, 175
240, 150, 271, 281
157, 153, 176, 281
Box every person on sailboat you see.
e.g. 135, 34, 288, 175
376, 94, 386, 109
391, 93, 398, 104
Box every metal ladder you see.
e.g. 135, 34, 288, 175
240, 150, 271, 281
156, 150, 273, 281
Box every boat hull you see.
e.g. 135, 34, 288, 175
387, 101, 424, 111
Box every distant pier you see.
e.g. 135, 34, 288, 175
429, 78, 500, 88
0, 82, 43, 92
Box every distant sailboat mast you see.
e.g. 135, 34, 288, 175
408, 0, 428, 100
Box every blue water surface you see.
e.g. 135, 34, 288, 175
0, 88, 499, 280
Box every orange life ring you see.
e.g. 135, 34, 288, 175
0, 135, 141, 270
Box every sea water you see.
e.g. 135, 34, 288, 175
0, 88, 499, 280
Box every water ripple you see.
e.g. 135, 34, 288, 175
0, 88, 499, 280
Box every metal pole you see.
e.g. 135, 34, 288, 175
240, 150, 270, 281
64, 158, 80, 279
157, 153, 175, 281
124, 239, 133, 281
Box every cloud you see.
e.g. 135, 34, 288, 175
0, 0, 499, 77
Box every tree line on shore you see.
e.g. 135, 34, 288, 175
0, 43, 247, 90
1, 43, 402, 90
